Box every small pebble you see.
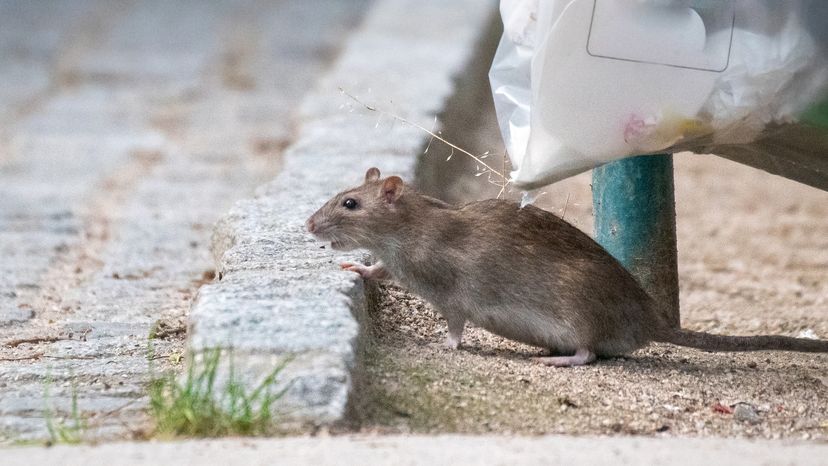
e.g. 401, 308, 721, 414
733, 403, 761, 424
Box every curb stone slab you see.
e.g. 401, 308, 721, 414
5, 435, 828, 466
187, 0, 497, 425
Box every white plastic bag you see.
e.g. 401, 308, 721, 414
490, 0, 828, 189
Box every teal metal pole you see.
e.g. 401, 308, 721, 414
592, 154, 680, 328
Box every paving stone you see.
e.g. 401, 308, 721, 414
0, 0, 368, 443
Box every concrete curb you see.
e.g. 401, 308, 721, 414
5, 434, 827, 466
186, 0, 496, 425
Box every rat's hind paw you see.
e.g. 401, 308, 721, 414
531, 348, 596, 367
444, 335, 461, 350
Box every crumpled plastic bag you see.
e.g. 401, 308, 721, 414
490, 0, 828, 189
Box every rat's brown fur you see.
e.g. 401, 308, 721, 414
306, 168, 828, 365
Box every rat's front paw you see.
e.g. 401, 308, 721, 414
340, 262, 369, 278
340, 262, 388, 280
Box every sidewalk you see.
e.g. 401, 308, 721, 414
4, 434, 827, 466
0, 0, 367, 441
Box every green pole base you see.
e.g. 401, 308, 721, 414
592, 154, 680, 328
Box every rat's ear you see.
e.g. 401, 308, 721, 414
365, 167, 381, 183
381, 176, 404, 204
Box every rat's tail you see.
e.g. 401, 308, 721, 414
656, 328, 828, 353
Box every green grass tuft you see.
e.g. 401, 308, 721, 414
44, 377, 86, 445
148, 348, 290, 437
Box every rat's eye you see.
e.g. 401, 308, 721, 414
342, 198, 358, 210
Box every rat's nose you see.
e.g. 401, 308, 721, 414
306, 218, 316, 233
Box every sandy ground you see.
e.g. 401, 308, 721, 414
352, 136, 828, 439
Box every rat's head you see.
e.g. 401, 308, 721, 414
306, 167, 406, 251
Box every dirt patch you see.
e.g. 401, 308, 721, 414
355, 103, 828, 439
355, 280, 827, 439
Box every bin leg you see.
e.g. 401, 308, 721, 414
592, 154, 680, 328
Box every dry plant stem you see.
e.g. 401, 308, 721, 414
562, 192, 571, 220
497, 150, 508, 199
0, 353, 44, 361
4, 336, 64, 348
339, 88, 510, 195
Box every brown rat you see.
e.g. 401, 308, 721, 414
306, 167, 828, 366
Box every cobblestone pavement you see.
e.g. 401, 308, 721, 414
0, 0, 367, 442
